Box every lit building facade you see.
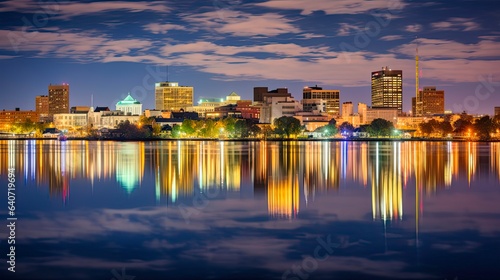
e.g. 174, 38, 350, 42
303, 86, 340, 116
0, 108, 39, 131
53, 113, 88, 130
301, 99, 326, 113
342, 102, 353, 118
358, 103, 368, 124
48, 84, 70, 115
259, 96, 302, 124
187, 92, 243, 118
494, 106, 500, 116
116, 93, 142, 115
155, 82, 193, 111
35, 95, 49, 122
371, 67, 403, 114
412, 86, 445, 117
365, 107, 398, 124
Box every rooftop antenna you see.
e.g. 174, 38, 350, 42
415, 36, 420, 117
167, 65, 169, 82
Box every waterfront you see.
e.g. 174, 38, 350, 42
1, 140, 499, 279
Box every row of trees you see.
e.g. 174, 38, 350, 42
171, 118, 261, 139
7, 114, 500, 140
419, 114, 500, 140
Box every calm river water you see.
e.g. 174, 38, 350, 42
0, 140, 499, 280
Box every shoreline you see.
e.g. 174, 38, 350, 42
0, 137, 498, 143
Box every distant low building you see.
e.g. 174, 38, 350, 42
187, 92, 245, 118
53, 113, 88, 130
236, 100, 260, 120
365, 107, 398, 124
116, 93, 142, 115
0, 108, 39, 131
259, 95, 302, 124
294, 112, 330, 132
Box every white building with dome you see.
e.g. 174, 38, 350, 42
116, 93, 142, 115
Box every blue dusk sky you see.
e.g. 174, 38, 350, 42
0, 0, 499, 115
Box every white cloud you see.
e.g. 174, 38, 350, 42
337, 23, 362, 36
405, 24, 422, 33
380, 35, 404, 41
431, 17, 480, 31
184, 10, 301, 37
256, 0, 406, 15
392, 38, 500, 59
0, 0, 170, 19
144, 23, 188, 34
0, 28, 152, 60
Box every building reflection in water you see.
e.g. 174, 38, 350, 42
370, 142, 403, 221
0, 140, 499, 219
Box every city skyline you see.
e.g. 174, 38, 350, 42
1, 0, 499, 114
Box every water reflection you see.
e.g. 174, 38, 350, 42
1, 140, 499, 220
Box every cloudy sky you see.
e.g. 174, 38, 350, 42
1, 0, 499, 114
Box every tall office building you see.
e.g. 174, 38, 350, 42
155, 82, 194, 111
495, 107, 500, 116
342, 102, 353, 118
48, 84, 70, 115
412, 86, 445, 117
303, 86, 340, 116
371, 67, 403, 114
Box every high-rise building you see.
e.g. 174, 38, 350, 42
48, 84, 70, 115
412, 86, 445, 117
342, 102, 353, 118
155, 82, 194, 111
303, 86, 340, 116
495, 107, 500, 116
371, 67, 403, 114
35, 95, 49, 122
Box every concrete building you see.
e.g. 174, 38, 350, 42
371, 67, 403, 114
303, 86, 340, 116
48, 84, 70, 115
236, 101, 261, 120
294, 112, 330, 132
100, 111, 141, 128
71, 106, 91, 114
0, 108, 39, 131
365, 107, 398, 124
116, 93, 142, 115
53, 113, 88, 130
155, 82, 193, 111
187, 92, 244, 118
412, 86, 445, 117
259, 95, 302, 124
301, 99, 326, 113
254, 87, 290, 102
